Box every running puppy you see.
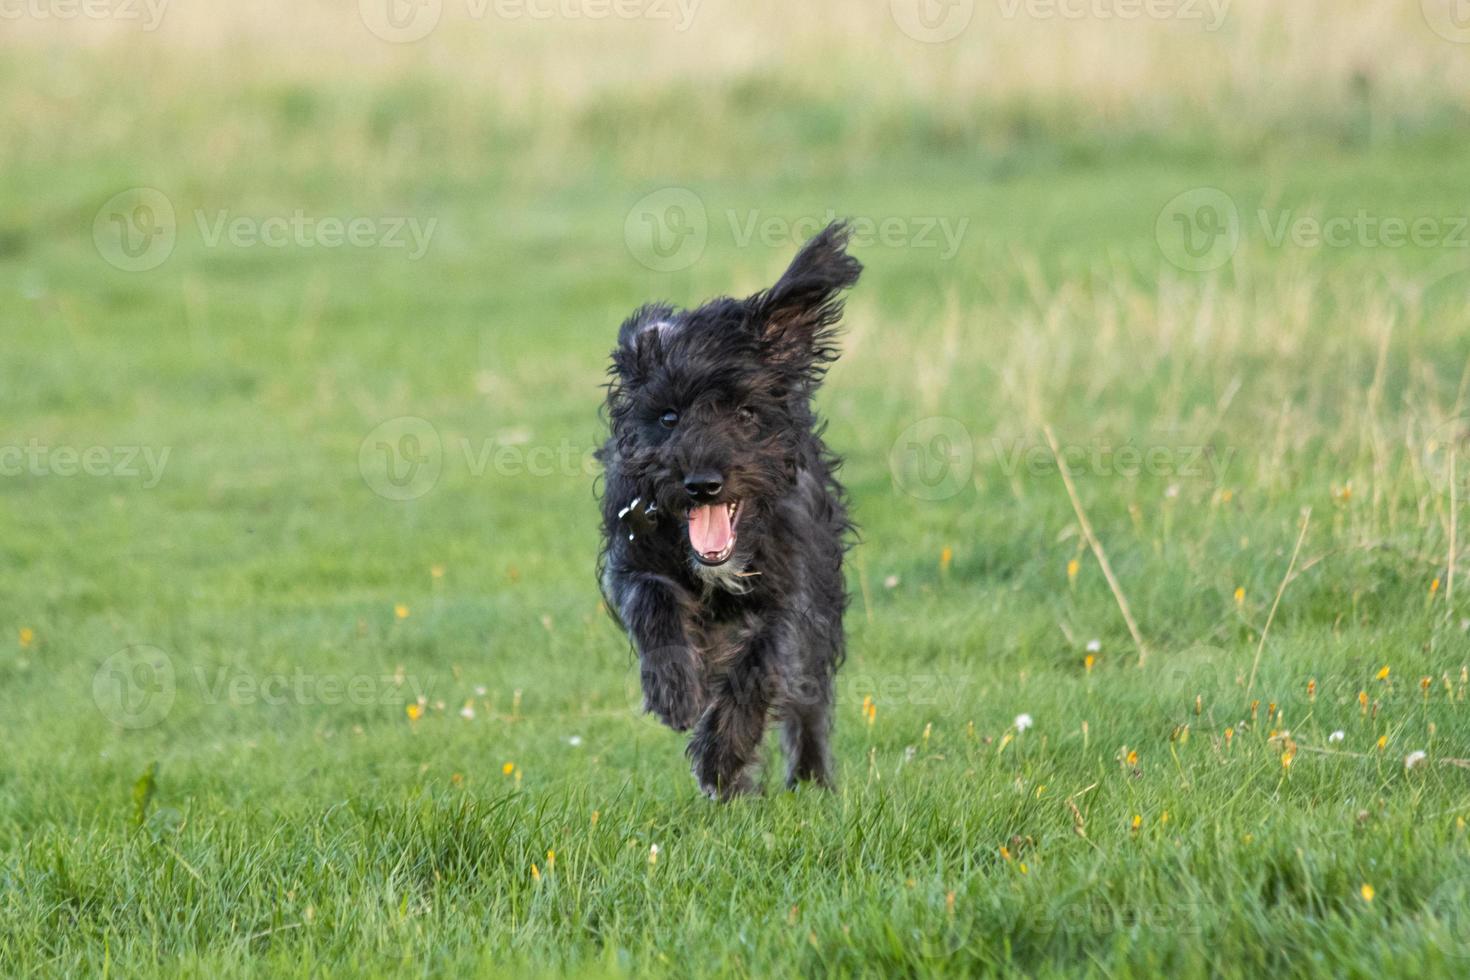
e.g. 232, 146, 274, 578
597, 222, 861, 799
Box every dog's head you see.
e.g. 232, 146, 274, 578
604, 221, 861, 570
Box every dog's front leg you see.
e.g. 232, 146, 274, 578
617, 574, 705, 731
687, 651, 771, 800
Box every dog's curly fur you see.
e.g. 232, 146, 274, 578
596, 222, 861, 799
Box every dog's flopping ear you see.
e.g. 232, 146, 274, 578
747, 221, 862, 372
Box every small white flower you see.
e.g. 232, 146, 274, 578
1014, 713, 1033, 733
1405, 750, 1427, 770
1164, 484, 1180, 499
567, 735, 583, 747
474, 685, 487, 696
459, 701, 476, 720
1328, 730, 1345, 743
1085, 639, 1101, 653
883, 575, 900, 589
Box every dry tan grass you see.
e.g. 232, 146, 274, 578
5, 0, 1466, 132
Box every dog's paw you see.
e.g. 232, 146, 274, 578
640, 658, 704, 732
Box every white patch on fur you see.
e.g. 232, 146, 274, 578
640, 319, 680, 341
692, 557, 754, 595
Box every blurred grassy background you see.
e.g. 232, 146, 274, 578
3, 1, 1470, 975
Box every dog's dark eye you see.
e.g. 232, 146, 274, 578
659, 410, 679, 429
738, 406, 758, 426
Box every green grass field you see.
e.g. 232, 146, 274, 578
3, 2, 1470, 975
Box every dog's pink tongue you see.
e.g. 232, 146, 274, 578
688, 503, 733, 559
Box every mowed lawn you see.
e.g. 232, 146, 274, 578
4, 9, 1470, 976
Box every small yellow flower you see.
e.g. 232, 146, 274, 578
940, 547, 953, 573
1160, 811, 1170, 825
1376, 665, 1390, 681
1376, 735, 1388, 751
531, 863, 541, 882
1431, 577, 1442, 596
863, 697, 877, 726
1131, 814, 1142, 831
1019, 863, 1028, 875
1233, 587, 1245, 606
406, 703, 423, 721
18, 627, 34, 648
999, 845, 1012, 861
922, 722, 932, 747
503, 761, 515, 775
1307, 679, 1316, 701
945, 892, 956, 915
1360, 883, 1374, 903
431, 564, 446, 579
1358, 691, 1369, 714
1126, 749, 1139, 767
450, 772, 463, 785
394, 604, 410, 620
590, 810, 600, 827
546, 849, 555, 870
1281, 748, 1295, 769
1067, 559, 1080, 583
1224, 727, 1234, 744
1084, 653, 1095, 672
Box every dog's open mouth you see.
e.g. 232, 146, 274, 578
688, 500, 741, 566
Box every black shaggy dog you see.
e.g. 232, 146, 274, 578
597, 222, 861, 800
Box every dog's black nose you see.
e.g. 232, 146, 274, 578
684, 471, 724, 501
